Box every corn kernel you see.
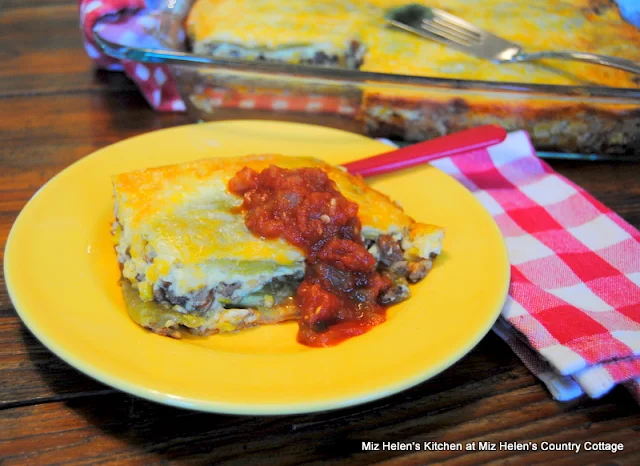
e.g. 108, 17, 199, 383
139, 281, 153, 301
156, 259, 171, 276
218, 322, 237, 332
146, 265, 159, 282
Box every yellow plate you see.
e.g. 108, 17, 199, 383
4, 121, 509, 414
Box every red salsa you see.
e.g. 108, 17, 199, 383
229, 165, 392, 347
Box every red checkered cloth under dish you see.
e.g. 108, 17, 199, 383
81, 0, 349, 114
426, 131, 640, 402
80, 0, 185, 112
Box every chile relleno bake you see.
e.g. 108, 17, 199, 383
183, 0, 640, 156
112, 155, 444, 347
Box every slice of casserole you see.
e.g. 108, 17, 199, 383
112, 155, 444, 341
186, 0, 368, 67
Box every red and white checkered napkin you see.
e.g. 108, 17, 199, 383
80, 0, 355, 115
425, 131, 640, 402
80, 0, 185, 111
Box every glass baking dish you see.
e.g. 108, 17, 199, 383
93, 0, 640, 160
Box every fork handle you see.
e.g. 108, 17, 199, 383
503, 51, 640, 75
343, 125, 507, 178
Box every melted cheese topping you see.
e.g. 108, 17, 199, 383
113, 155, 415, 258
187, 0, 640, 88
113, 155, 441, 301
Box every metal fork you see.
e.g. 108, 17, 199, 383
386, 4, 640, 75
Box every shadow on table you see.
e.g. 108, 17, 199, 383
21, 325, 635, 464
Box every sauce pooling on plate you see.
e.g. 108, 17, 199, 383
229, 165, 392, 347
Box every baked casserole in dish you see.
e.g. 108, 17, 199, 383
95, 0, 640, 157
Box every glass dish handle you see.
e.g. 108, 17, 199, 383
153, 0, 194, 16
502, 51, 640, 75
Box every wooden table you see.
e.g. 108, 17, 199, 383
1, 2, 639, 464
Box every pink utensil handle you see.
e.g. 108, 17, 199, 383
343, 125, 507, 178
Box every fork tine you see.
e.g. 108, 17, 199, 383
431, 17, 481, 41
385, 5, 523, 62
431, 9, 483, 35
424, 19, 479, 45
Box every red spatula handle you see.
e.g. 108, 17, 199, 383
343, 125, 507, 178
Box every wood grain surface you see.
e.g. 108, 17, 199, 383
1, 2, 639, 465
